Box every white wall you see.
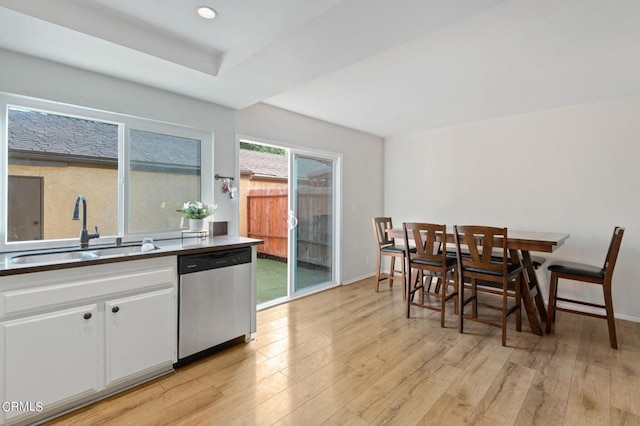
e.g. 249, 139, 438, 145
237, 104, 384, 284
385, 94, 640, 321
0, 48, 238, 226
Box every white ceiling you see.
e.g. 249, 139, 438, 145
1, 0, 640, 137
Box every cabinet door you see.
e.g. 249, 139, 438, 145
1, 305, 99, 422
105, 288, 175, 385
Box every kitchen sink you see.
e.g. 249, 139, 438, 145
9, 244, 158, 265
93, 245, 156, 258
9, 250, 99, 264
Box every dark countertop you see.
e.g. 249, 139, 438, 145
0, 235, 263, 277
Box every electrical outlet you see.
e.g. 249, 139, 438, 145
365, 255, 370, 264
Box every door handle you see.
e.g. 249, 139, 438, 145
288, 211, 298, 230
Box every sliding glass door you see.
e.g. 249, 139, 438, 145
238, 138, 340, 307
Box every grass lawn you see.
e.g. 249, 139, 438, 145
256, 257, 331, 304
256, 258, 287, 304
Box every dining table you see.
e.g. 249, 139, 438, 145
386, 227, 570, 336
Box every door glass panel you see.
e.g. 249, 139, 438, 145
292, 154, 333, 292
238, 143, 289, 305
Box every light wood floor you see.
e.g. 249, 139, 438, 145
48, 277, 640, 425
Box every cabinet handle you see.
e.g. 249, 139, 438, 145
112, 306, 120, 313
83, 313, 92, 320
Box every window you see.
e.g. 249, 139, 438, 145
7, 108, 119, 242
127, 129, 201, 233
1, 95, 212, 250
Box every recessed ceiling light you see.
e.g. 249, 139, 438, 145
197, 6, 217, 19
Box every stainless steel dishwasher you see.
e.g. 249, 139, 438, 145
176, 247, 253, 366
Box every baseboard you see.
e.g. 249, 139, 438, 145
556, 301, 640, 323
341, 273, 375, 285
615, 313, 640, 323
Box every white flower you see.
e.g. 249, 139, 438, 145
176, 201, 217, 219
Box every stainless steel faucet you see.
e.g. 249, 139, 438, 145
72, 195, 100, 248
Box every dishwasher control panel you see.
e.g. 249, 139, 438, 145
178, 247, 251, 274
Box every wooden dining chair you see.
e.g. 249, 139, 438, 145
403, 222, 458, 327
453, 225, 524, 346
546, 226, 624, 349
372, 217, 407, 299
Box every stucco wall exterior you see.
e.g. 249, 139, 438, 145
9, 164, 199, 240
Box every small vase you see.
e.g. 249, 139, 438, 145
188, 218, 204, 231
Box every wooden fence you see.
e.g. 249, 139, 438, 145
246, 186, 332, 267
247, 187, 288, 259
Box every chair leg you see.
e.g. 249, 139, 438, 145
453, 272, 459, 316
433, 278, 442, 293
409, 270, 418, 302
501, 282, 508, 347
459, 276, 465, 334
440, 273, 446, 328
400, 254, 407, 301
419, 273, 426, 302
406, 266, 412, 319
603, 282, 618, 349
515, 275, 522, 332
375, 253, 382, 292
471, 279, 478, 318
389, 256, 396, 289
546, 272, 558, 334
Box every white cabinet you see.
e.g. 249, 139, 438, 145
106, 288, 175, 385
1, 305, 99, 422
0, 256, 177, 425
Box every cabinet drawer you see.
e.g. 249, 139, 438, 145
0, 267, 175, 318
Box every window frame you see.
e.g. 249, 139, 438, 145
0, 93, 214, 252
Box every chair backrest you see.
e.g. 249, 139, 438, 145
402, 222, 447, 264
372, 217, 394, 248
603, 226, 625, 279
453, 225, 509, 277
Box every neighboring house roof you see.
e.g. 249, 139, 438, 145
298, 158, 332, 181
8, 109, 330, 179
9, 109, 118, 160
239, 148, 333, 183
239, 149, 288, 179
129, 129, 200, 169
8, 109, 200, 168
